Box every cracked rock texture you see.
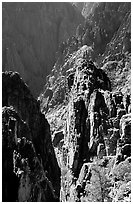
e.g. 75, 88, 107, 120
2, 72, 61, 201
3, 2, 131, 202
40, 2, 131, 202
41, 47, 131, 202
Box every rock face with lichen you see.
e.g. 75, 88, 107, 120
2, 71, 61, 201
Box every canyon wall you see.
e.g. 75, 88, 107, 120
2, 2, 131, 202
2, 2, 84, 96
40, 2, 131, 202
42, 45, 131, 201
2, 71, 61, 201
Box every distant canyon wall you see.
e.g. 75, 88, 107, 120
2, 2, 84, 96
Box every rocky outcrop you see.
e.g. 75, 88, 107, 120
2, 107, 59, 201
40, 45, 111, 113
3, 2, 131, 202
42, 42, 130, 201
39, 2, 131, 202
2, 2, 84, 96
75, 2, 131, 59
63, 3, 131, 94
60, 74, 131, 201
2, 71, 61, 201
41, 2, 131, 108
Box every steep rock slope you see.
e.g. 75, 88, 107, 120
3, 2, 131, 202
43, 47, 131, 202
2, 2, 84, 96
42, 2, 130, 96
100, 7, 131, 93
40, 2, 131, 202
75, 2, 131, 59
2, 72, 61, 201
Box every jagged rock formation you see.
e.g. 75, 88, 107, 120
40, 2, 131, 202
2, 2, 84, 96
75, 2, 131, 58
2, 72, 61, 201
101, 9, 131, 92
77, 2, 131, 93
42, 2, 130, 100
42, 49, 131, 201
2, 2, 131, 202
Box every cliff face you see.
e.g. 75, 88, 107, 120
76, 2, 131, 59
43, 2, 130, 97
2, 2, 84, 97
2, 72, 61, 201
2, 2, 131, 202
40, 2, 131, 202
100, 4, 131, 92
63, 60, 131, 202
42, 46, 131, 202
